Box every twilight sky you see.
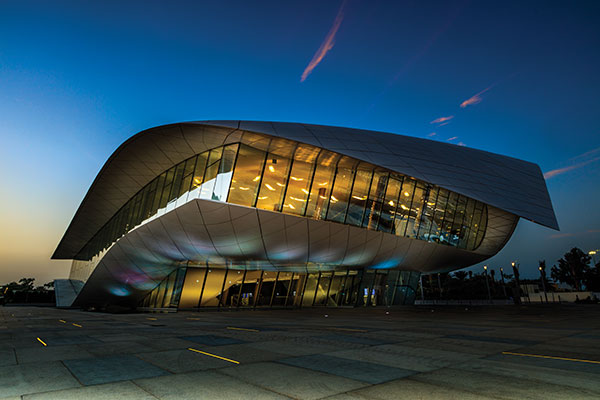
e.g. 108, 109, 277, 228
1, 0, 598, 284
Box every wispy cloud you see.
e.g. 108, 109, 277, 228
427, 132, 437, 137
457, 141, 466, 146
447, 136, 458, 141
460, 86, 492, 108
300, 1, 346, 82
431, 115, 454, 125
569, 146, 600, 162
550, 229, 600, 239
544, 156, 600, 179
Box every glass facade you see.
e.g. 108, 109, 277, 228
77, 137, 488, 261
141, 265, 420, 310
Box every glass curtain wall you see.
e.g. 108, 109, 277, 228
78, 139, 489, 262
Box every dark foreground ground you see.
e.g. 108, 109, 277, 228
1, 305, 600, 399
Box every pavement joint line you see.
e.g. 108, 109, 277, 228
328, 327, 368, 332
72, 323, 82, 328
36, 337, 47, 346
501, 351, 600, 364
187, 347, 240, 364
227, 326, 259, 332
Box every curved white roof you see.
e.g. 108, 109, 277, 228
53, 121, 558, 259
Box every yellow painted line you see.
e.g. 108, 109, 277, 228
187, 348, 240, 364
58, 319, 66, 323
330, 328, 368, 333
502, 351, 600, 365
226, 326, 259, 332
72, 323, 82, 328
147, 317, 158, 321
37, 337, 47, 346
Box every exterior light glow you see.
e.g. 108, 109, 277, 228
318, 181, 328, 186
388, 200, 394, 206
400, 205, 409, 210
258, 196, 268, 200
301, 188, 309, 194
276, 182, 285, 187
252, 176, 261, 182
483, 265, 487, 270
290, 176, 303, 181
288, 204, 296, 209
238, 187, 250, 191
352, 195, 367, 200
268, 165, 275, 173
330, 195, 338, 202
265, 184, 275, 191
404, 192, 410, 197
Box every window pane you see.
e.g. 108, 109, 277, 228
475, 205, 488, 249
451, 195, 467, 246
189, 152, 208, 200
158, 167, 175, 209
430, 188, 448, 243
346, 168, 372, 226
468, 203, 483, 249
395, 179, 415, 236
379, 177, 402, 233
406, 182, 426, 238
199, 147, 223, 200
199, 268, 227, 307
213, 144, 238, 201
256, 153, 291, 212
326, 166, 355, 223
178, 268, 206, 308
228, 144, 266, 207
282, 158, 314, 216
305, 151, 339, 219
417, 187, 438, 240
362, 171, 388, 230
459, 198, 475, 248
442, 192, 458, 245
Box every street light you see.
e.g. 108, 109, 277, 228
483, 265, 492, 303
589, 250, 598, 266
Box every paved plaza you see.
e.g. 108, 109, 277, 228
1, 304, 600, 399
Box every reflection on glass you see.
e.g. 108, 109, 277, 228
256, 153, 291, 212
395, 178, 415, 236
362, 171, 388, 230
213, 144, 238, 201
379, 177, 402, 233
228, 144, 266, 207
305, 151, 339, 219
346, 168, 372, 226
327, 163, 355, 223
179, 268, 206, 308
282, 158, 314, 216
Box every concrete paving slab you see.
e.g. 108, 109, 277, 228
453, 358, 600, 393
443, 333, 539, 346
246, 339, 346, 356
486, 352, 600, 375
0, 350, 16, 367
63, 355, 170, 385
200, 343, 288, 363
134, 369, 286, 399
220, 361, 368, 400
135, 348, 233, 373
40, 336, 101, 346
326, 377, 499, 399
412, 367, 599, 399
324, 343, 477, 372
80, 340, 155, 356
16, 345, 94, 364
317, 334, 392, 346
279, 354, 417, 384
0, 361, 80, 398
179, 335, 245, 346
22, 381, 156, 400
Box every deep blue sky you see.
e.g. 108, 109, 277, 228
1, 0, 599, 283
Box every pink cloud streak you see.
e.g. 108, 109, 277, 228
544, 156, 600, 179
300, 1, 346, 82
460, 86, 492, 108
430, 115, 454, 124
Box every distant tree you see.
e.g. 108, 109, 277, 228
583, 260, 600, 291
454, 271, 468, 280
551, 248, 590, 291
490, 269, 496, 282
18, 278, 35, 290
468, 271, 473, 280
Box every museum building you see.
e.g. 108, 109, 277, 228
52, 121, 558, 311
